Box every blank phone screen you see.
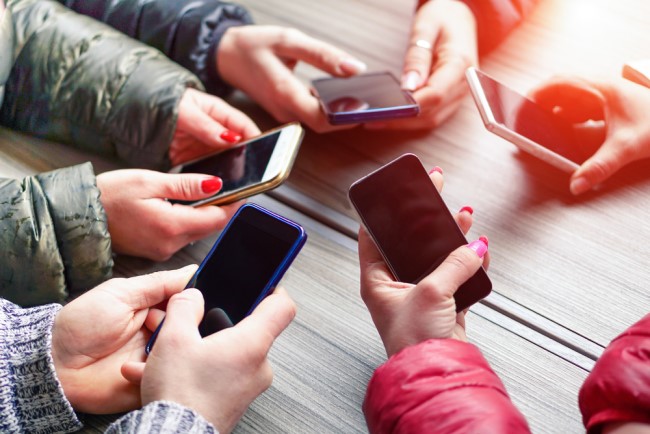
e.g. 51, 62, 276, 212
189, 205, 301, 336
475, 70, 587, 164
313, 72, 417, 114
349, 154, 491, 311
181, 131, 280, 193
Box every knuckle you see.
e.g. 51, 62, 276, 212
277, 27, 302, 47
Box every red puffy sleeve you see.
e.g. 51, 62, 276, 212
579, 313, 650, 433
363, 339, 531, 434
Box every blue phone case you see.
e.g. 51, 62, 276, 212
145, 203, 307, 354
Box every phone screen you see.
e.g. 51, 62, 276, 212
349, 154, 491, 312
475, 70, 587, 164
191, 204, 305, 336
181, 131, 280, 193
312, 72, 419, 124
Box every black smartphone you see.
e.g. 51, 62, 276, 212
466, 67, 589, 173
348, 153, 491, 312
311, 71, 420, 125
170, 123, 304, 206
146, 203, 307, 353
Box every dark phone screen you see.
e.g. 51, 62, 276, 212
190, 205, 302, 336
181, 131, 280, 194
476, 70, 587, 164
349, 154, 491, 312
313, 72, 416, 114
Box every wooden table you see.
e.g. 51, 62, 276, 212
1, 0, 649, 433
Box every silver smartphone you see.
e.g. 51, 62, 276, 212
466, 67, 588, 173
169, 123, 304, 206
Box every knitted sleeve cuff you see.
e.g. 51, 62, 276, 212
107, 400, 218, 434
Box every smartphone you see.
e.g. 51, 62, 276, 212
348, 153, 491, 312
466, 67, 588, 173
170, 122, 304, 206
311, 71, 420, 125
145, 203, 307, 354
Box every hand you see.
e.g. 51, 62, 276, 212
366, 0, 477, 130
529, 76, 650, 195
121, 287, 296, 433
51, 266, 196, 414
358, 170, 488, 357
218, 25, 367, 133
170, 88, 260, 165
97, 169, 242, 261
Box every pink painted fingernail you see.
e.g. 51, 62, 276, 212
201, 177, 223, 194
402, 71, 421, 91
466, 239, 488, 258
220, 130, 242, 144
459, 206, 474, 215
428, 166, 443, 175
339, 57, 367, 74
479, 235, 489, 247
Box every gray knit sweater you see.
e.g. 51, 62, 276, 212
0, 298, 218, 433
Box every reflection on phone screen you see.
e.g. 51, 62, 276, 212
476, 71, 588, 164
192, 206, 299, 335
181, 131, 281, 193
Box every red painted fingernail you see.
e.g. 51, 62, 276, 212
459, 206, 474, 215
479, 236, 489, 247
219, 130, 242, 144
428, 166, 443, 175
201, 177, 223, 194
466, 239, 488, 259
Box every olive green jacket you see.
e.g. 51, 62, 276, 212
0, 1, 203, 305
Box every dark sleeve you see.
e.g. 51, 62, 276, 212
363, 339, 531, 434
0, 163, 113, 306
2, 0, 203, 170
579, 314, 650, 433
417, 0, 539, 53
57, 0, 254, 96
0, 299, 82, 432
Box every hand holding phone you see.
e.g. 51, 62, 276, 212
349, 153, 491, 312
466, 67, 593, 173
311, 72, 420, 125
146, 203, 307, 353
170, 123, 304, 206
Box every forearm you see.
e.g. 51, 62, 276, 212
0, 163, 112, 306
3, 0, 202, 169
364, 339, 530, 433
0, 298, 81, 432
57, 0, 253, 96
107, 401, 218, 434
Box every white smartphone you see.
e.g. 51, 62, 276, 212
466, 67, 587, 173
170, 122, 304, 206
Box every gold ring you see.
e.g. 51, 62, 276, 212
413, 39, 433, 51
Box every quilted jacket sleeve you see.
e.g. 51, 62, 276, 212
57, 0, 253, 96
2, 0, 203, 170
0, 163, 112, 306
363, 339, 531, 434
579, 314, 650, 433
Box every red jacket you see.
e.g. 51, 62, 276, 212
363, 339, 531, 433
579, 313, 650, 433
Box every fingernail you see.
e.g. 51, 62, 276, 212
339, 57, 367, 74
201, 177, 223, 194
428, 166, 443, 175
479, 236, 489, 247
220, 130, 242, 144
402, 71, 421, 91
570, 177, 591, 195
459, 206, 474, 215
466, 239, 488, 259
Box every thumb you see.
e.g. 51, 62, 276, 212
155, 172, 224, 201
569, 140, 630, 195
121, 361, 145, 385
159, 288, 205, 345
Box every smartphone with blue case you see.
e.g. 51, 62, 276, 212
146, 203, 307, 354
